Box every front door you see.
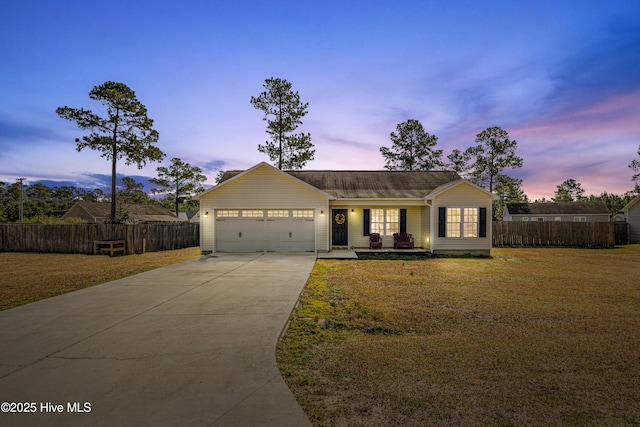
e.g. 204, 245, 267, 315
332, 209, 348, 246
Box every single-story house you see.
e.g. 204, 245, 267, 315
62, 202, 182, 223
503, 202, 611, 222
621, 194, 640, 243
199, 162, 497, 255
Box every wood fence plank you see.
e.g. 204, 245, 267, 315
493, 221, 618, 247
0, 224, 199, 254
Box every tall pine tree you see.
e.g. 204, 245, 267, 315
380, 119, 443, 170
250, 77, 314, 170
57, 81, 164, 221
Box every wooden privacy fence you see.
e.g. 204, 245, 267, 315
492, 221, 627, 247
0, 223, 200, 255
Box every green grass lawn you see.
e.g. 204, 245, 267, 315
277, 246, 640, 426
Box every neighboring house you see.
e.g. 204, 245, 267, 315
621, 195, 640, 243
178, 211, 200, 223
613, 213, 627, 222
199, 162, 497, 255
503, 202, 611, 222
62, 202, 182, 223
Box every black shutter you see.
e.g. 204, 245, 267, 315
438, 207, 446, 237
400, 209, 407, 234
479, 207, 487, 238
363, 209, 370, 236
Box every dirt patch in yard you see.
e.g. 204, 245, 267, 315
0, 248, 202, 310
277, 246, 640, 426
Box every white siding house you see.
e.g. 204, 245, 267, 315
199, 163, 332, 253
199, 162, 496, 255
621, 195, 640, 244
427, 180, 497, 255
504, 202, 611, 222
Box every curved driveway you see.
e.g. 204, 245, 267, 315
0, 252, 315, 426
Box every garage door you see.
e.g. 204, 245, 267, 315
215, 209, 315, 252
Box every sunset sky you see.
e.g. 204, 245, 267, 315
1, 0, 639, 200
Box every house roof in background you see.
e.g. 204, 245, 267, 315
219, 169, 462, 199
506, 202, 611, 216
63, 202, 181, 222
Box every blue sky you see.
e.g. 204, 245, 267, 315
1, 0, 639, 200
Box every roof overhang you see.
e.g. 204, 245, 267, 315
330, 198, 426, 206
424, 179, 499, 201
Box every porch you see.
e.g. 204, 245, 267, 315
318, 247, 431, 259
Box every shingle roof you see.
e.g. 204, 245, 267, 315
220, 170, 462, 198
64, 202, 181, 222
506, 202, 611, 215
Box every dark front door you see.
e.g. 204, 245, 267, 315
332, 209, 348, 246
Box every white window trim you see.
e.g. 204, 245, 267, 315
370, 208, 400, 236
446, 207, 479, 239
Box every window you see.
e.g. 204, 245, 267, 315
574, 216, 586, 222
446, 207, 478, 238
292, 210, 314, 218
370, 208, 399, 235
447, 208, 461, 238
267, 210, 289, 218
386, 209, 399, 234
216, 210, 239, 218
242, 210, 263, 218
463, 208, 478, 238
522, 217, 529, 222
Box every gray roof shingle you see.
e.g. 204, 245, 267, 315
506, 202, 611, 215
63, 202, 181, 222
220, 170, 462, 198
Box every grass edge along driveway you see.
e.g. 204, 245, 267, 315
0, 248, 202, 310
277, 246, 640, 427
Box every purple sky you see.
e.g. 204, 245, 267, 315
1, 1, 639, 200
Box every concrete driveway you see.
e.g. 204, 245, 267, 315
0, 252, 316, 427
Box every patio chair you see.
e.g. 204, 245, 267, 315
369, 233, 383, 249
393, 233, 414, 249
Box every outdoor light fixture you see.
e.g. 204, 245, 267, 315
351, 209, 354, 214
204, 211, 209, 217
320, 210, 324, 215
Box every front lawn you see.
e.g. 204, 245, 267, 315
0, 248, 202, 310
277, 246, 640, 426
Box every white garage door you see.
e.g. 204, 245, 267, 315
215, 209, 315, 252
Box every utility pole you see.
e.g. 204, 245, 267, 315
17, 177, 26, 223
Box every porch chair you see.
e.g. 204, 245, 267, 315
393, 233, 414, 249
369, 233, 383, 249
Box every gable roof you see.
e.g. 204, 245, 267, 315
202, 162, 336, 199
425, 179, 499, 200
506, 202, 611, 216
218, 166, 462, 199
621, 194, 640, 213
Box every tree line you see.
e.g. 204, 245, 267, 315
247, 77, 639, 218
0, 174, 203, 224
377, 120, 638, 216
7, 78, 639, 222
